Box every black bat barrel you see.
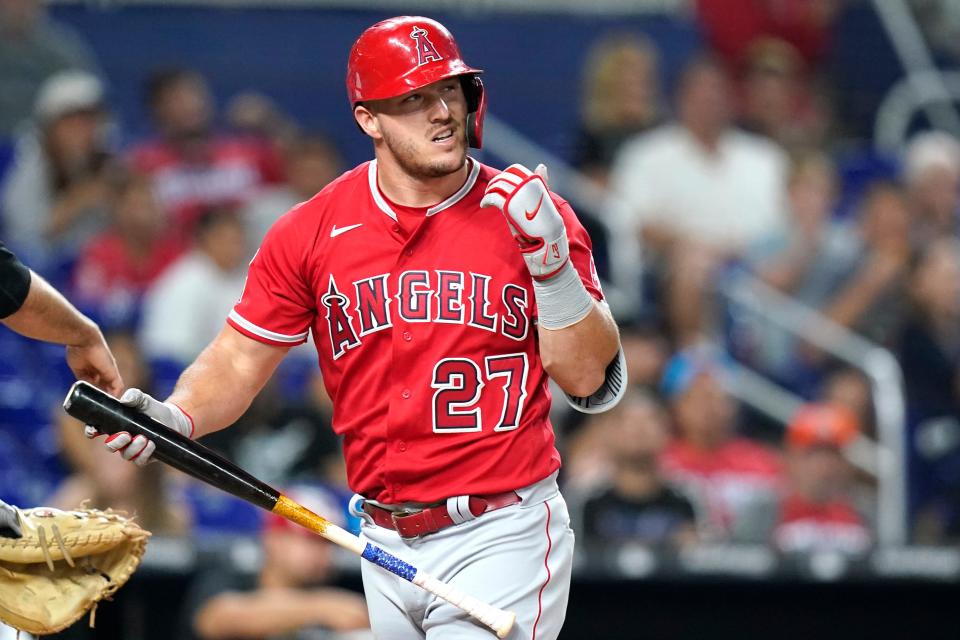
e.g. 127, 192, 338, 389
63, 381, 280, 512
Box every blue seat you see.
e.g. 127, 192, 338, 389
149, 357, 185, 400
0, 430, 61, 507
273, 354, 316, 402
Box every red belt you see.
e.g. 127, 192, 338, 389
362, 491, 521, 538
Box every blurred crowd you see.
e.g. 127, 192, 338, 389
2, 0, 960, 637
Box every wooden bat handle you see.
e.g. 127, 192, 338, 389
63, 381, 280, 511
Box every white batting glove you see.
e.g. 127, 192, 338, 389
83, 388, 194, 466
481, 163, 569, 280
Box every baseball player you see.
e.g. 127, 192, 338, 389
92, 16, 625, 639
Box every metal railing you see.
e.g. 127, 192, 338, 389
874, 70, 960, 151
721, 273, 905, 543
482, 112, 907, 545
871, 0, 960, 151
871, 0, 960, 138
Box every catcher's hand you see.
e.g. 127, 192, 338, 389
0, 506, 150, 635
480, 163, 569, 280
0, 500, 20, 539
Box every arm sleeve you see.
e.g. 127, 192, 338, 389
0, 242, 32, 319
228, 207, 316, 346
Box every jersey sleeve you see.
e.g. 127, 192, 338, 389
228, 207, 315, 345
0, 242, 32, 319
554, 196, 604, 301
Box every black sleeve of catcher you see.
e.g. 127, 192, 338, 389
0, 498, 22, 539
564, 348, 627, 414
0, 241, 32, 319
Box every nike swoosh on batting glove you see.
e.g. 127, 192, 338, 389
84, 388, 194, 467
480, 163, 570, 280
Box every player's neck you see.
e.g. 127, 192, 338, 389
375, 156, 470, 208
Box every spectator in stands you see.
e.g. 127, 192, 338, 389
903, 130, 960, 246
72, 169, 184, 326
774, 403, 870, 554
52, 331, 190, 535
620, 321, 670, 390
750, 150, 848, 295
608, 55, 787, 343
579, 389, 699, 551
737, 38, 831, 149
745, 150, 858, 378
241, 133, 343, 252
897, 238, 960, 421
128, 67, 282, 235
896, 238, 960, 543
225, 90, 299, 152
573, 32, 662, 185
0, 0, 100, 137
186, 484, 370, 640
659, 345, 783, 542
820, 181, 911, 347
818, 365, 874, 438
139, 208, 248, 364
1, 71, 112, 274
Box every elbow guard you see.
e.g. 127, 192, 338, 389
564, 348, 627, 414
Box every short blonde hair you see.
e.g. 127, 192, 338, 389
581, 32, 660, 131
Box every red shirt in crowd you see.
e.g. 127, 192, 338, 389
696, 0, 838, 67
73, 231, 184, 308
128, 136, 283, 232
774, 493, 870, 554
661, 437, 783, 535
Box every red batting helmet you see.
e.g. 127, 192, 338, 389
346, 16, 487, 148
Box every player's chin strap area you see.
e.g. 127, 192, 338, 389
564, 347, 627, 414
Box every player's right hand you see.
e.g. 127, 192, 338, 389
84, 388, 194, 466
480, 163, 570, 280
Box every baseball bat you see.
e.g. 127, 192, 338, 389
63, 381, 516, 638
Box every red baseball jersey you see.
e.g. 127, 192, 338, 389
661, 438, 783, 534
229, 159, 602, 504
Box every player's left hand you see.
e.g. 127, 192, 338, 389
480, 163, 569, 280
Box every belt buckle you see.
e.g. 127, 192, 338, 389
390, 509, 419, 539
390, 508, 415, 521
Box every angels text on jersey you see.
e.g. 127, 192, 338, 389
321, 269, 530, 360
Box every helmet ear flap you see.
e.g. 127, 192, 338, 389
462, 75, 486, 149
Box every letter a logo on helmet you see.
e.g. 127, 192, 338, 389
346, 16, 488, 148
410, 26, 443, 66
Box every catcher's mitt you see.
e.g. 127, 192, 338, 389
0, 506, 150, 635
